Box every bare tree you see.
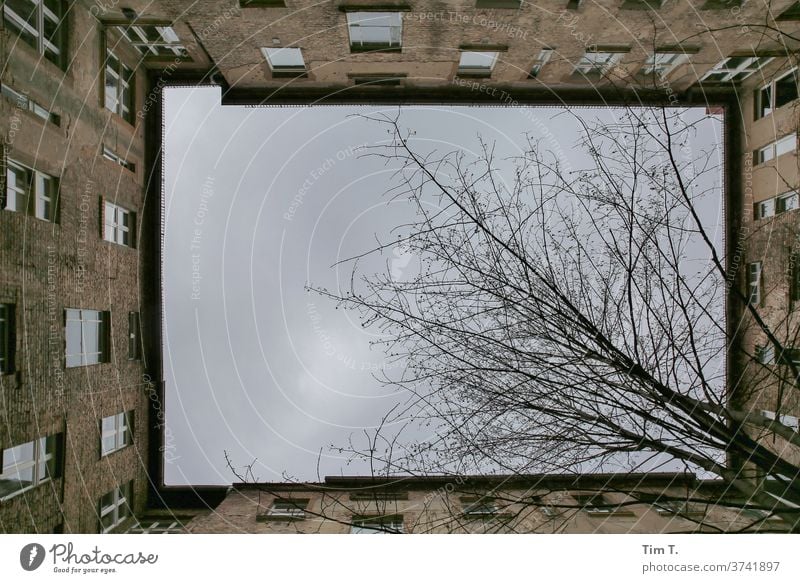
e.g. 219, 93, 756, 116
306, 105, 800, 531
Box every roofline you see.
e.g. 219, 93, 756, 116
232, 472, 703, 491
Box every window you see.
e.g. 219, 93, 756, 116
102, 147, 135, 172
753, 198, 775, 220
756, 344, 775, 364
98, 481, 133, 533
642, 52, 688, 77
261, 47, 306, 76
0, 434, 61, 501
458, 51, 499, 76
573, 493, 616, 513
701, 55, 773, 82
755, 135, 797, 164
65, 309, 109, 367
762, 410, 800, 432
0, 83, 60, 125
462, 499, 499, 517
128, 312, 141, 360
4, 160, 58, 221
104, 50, 134, 123
791, 254, 800, 303
266, 499, 309, 519
528, 49, 553, 78
2, 0, 66, 67
346, 12, 402, 51
776, 191, 799, 214
574, 51, 625, 75
103, 201, 136, 247
747, 262, 762, 306
755, 70, 799, 120
0, 304, 15, 374
121, 25, 187, 58
100, 411, 133, 456
350, 515, 404, 534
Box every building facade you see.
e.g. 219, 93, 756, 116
0, 1, 798, 533
187, 473, 788, 533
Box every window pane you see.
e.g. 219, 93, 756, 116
459, 51, 498, 69
101, 435, 116, 454
775, 72, 799, 108
776, 135, 796, 156
65, 319, 81, 357
5, 441, 35, 467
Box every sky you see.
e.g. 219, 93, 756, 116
162, 87, 724, 485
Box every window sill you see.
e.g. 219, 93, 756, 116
349, 45, 402, 54
101, 239, 137, 250
65, 361, 111, 370
0, 477, 53, 503
101, 444, 133, 459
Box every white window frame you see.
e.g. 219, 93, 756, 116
102, 146, 135, 172
458, 51, 500, 75
747, 262, 762, 305
267, 500, 308, 519
701, 55, 774, 82
121, 25, 187, 58
261, 47, 306, 73
0, 434, 59, 501
756, 134, 797, 164
350, 516, 404, 533
98, 481, 133, 533
2, 0, 65, 66
574, 51, 624, 75
346, 12, 402, 49
104, 50, 134, 123
754, 198, 775, 220
65, 308, 108, 367
0, 83, 59, 125
100, 411, 133, 456
104, 201, 134, 247
529, 49, 553, 78
463, 500, 499, 517
4, 159, 58, 221
776, 191, 799, 214
642, 52, 688, 77
127, 520, 183, 534
755, 69, 799, 120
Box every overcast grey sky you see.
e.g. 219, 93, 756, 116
163, 87, 723, 485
